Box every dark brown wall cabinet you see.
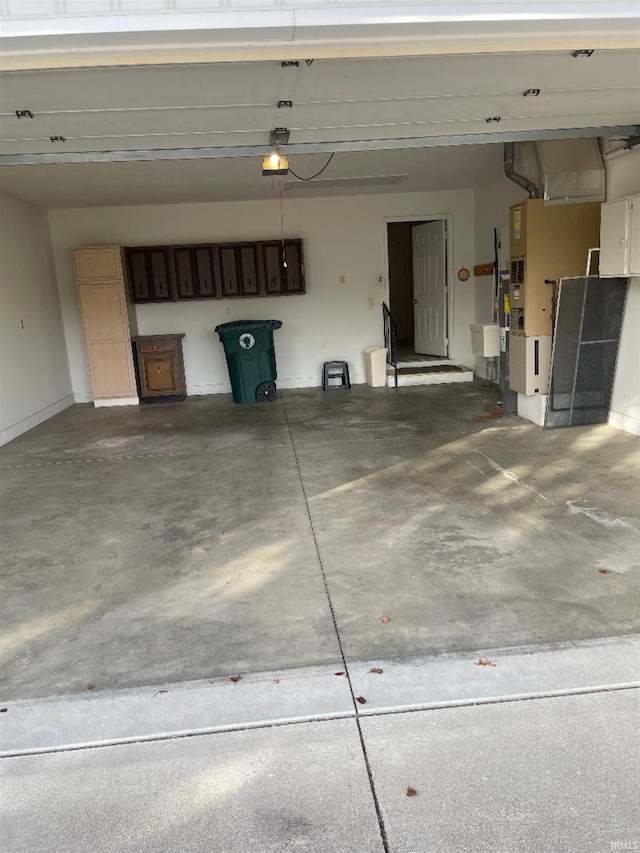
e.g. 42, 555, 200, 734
173, 246, 219, 299
262, 241, 305, 296
125, 239, 304, 303
132, 334, 186, 402
219, 243, 263, 298
126, 248, 175, 302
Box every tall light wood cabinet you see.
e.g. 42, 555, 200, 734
74, 246, 139, 407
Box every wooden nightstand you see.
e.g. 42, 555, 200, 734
132, 334, 186, 403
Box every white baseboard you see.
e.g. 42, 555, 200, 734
0, 394, 75, 447
93, 397, 139, 408
187, 375, 365, 395
187, 383, 231, 396
74, 391, 92, 404
609, 409, 640, 437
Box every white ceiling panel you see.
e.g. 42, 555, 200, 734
1, 50, 638, 114
289, 51, 640, 102
2, 87, 637, 148
0, 61, 288, 112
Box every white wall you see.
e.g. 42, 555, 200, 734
48, 190, 476, 399
0, 193, 73, 446
605, 148, 640, 436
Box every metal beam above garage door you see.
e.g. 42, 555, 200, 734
1, 125, 639, 166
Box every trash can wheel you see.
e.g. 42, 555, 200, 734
256, 381, 277, 403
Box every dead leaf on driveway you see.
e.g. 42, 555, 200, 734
0, 708, 7, 713
381, 615, 391, 624
229, 675, 241, 683
598, 569, 613, 574
369, 667, 384, 674
355, 696, 367, 704
153, 690, 169, 697
334, 671, 345, 676
406, 787, 417, 797
475, 659, 496, 667
84, 684, 95, 691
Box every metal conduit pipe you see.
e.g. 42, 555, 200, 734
504, 141, 539, 198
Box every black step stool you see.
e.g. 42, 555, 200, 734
322, 360, 351, 391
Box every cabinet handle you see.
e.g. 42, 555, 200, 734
157, 367, 161, 375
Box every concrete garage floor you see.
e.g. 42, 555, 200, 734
1, 381, 639, 700
2, 382, 640, 852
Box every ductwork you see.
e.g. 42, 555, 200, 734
536, 138, 605, 204
504, 141, 539, 198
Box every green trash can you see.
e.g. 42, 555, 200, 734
215, 320, 283, 404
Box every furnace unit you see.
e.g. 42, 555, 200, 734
508, 199, 601, 396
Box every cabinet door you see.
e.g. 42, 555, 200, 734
599, 199, 629, 276
128, 249, 151, 301
219, 247, 240, 297
78, 283, 128, 341
142, 357, 177, 394
148, 249, 174, 301
174, 248, 196, 298
239, 245, 260, 296
263, 243, 284, 294
74, 246, 122, 282
284, 241, 304, 293
90, 341, 137, 398
194, 247, 217, 297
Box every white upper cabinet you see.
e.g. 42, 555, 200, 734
600, 194, 640, 277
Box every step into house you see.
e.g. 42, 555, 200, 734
387, 358, 473, 387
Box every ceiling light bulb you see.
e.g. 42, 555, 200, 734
269, 153, 281, 168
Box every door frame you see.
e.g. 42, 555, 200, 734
382, 213, 454, 359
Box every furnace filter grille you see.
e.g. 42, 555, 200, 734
545, 276, 628, 429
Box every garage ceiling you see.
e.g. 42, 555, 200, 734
0, 49, 638, 206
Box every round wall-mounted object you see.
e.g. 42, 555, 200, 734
457, 267, 471, 281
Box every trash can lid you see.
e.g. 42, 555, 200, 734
215, 319, 282, 333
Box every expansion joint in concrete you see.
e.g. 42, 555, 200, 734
278, 393, 391, 853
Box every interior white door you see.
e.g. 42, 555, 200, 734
413, 221, 447, 356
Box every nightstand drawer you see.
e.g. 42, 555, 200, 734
137, 339, 177, 355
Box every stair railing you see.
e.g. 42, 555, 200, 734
382, 302, 398, 388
